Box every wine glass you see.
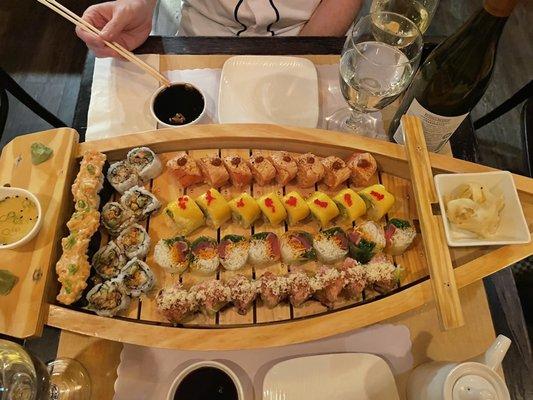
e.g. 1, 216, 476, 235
327, 12, 423, 137
371, 0, 439, 34
0, 339, 91, 400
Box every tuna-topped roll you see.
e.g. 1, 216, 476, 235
154, 236, 190, 274
313, 227, 348, 264
347, 221, 386, 264
312, 266, 344, 309
248, 232, 280, 266
126, 147, 162, 182
118, 258, 155, 297
107, 160, 139, 194
101, 202, 134, 236
116, 224, 151, 259
156, 283, 198, 323
365, 254, 400, 294
92, 241, 127, 279
120, 185, 161, 222
86, 279, 130, 317
287, 271, 313, 307
339, 257, 367, 300
190, 236, 219, 274
190, 280, 231, 316
280, 231, 316, 265
218, 234, 249, 271
384, 218, 417, 256
226, 274, 259, 315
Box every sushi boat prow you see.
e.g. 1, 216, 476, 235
1, 121, 532, 349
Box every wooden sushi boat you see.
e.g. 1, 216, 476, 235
1, 116, 532, 350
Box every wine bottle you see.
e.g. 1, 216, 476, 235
388, 0, 518, 152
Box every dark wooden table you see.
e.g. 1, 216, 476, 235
23, 36, 533, 399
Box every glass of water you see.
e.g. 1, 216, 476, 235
371, 0, 439, 33
327, 12, 423, 137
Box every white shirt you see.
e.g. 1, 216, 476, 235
179, 0, 322, 36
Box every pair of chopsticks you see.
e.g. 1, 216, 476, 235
37, 0, 171, 87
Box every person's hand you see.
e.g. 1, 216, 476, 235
76, 0, 156, 58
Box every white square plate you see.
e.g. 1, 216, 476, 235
434, 171, 531, 247
218, 55, 319, 128
262, 353, 400, 400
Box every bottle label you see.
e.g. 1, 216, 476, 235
393, 98, 468, 152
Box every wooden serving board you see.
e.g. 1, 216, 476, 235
0, 128, 78, 338
2, 124, 532, 348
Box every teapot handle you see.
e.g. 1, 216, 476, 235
470, 334, 511, 370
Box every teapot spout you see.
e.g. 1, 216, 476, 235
470, 334, 511, 370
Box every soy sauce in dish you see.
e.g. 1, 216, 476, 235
153, 83, 204, 126
173, 366, 238, 400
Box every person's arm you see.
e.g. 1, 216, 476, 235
299, 0, 363, 36
75, 0, 157, 58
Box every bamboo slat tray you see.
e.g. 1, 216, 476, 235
2, 123, 531, 349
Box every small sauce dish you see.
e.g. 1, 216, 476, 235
0, 187, 43, 250
150, 82, 206, 128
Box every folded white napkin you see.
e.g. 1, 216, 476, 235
113, 323, 412, 400
85, 60, 387, 140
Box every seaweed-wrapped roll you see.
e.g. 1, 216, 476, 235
154, 236, 190, 274
384, 218, 417, 256
107, 160, 139, 194
92, 241, 127, 279
280, 231, 316, 265
120, 185, 161, 222
101, 202, 134, 236
313, 227, 349, 264
118, 258, 155, 297
347, 221, 386, 264
190, 236, 219, 274
86, 279, 130, 317
218, 234, 249, 271
248, 232, 281, 265
116, 224, 151, 259
126, 147, 162, 181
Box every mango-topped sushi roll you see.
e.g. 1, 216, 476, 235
258, 192, 287, 226
307, 192, 339, 228
197, 155, 229, 188
358, 184, 395, 221
333, 188, 367, 223
165, 195, 205, 235
320, 156, 351, 189
196, 188, 231, 229
346, 152, 377, 187
283, 191, 310, 226
228, 193, 261, 228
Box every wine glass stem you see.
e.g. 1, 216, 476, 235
345, 109, 364, 130
49, 383, 60, 400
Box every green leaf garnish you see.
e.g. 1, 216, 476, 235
389, 218, 410, 229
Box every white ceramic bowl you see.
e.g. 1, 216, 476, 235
434, 171, 531, 247
165, 360, 244, 400
0, 187, 43, 250
150, 82, 206, 128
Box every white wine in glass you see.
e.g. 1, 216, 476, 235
0, 339, 91, 400
371, 0, 439, 33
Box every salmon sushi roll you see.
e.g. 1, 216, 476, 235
197, 155, 229, 188
190, 279, 231, 316
295, 153, 325, 188
268, 151, 297, 185
366, 254, 400, 294
156, 284, 198, 323
339, 257, 367, 299
346, 152, 378, 187
248, 154, 276, 186
321, 156, 351, 189
287, 271, 313, 307
312, 266, 344, 309
258, 272, 288, 308
222, 156, 252, 189
166, 152, 204, 188
226, 274, 259, 315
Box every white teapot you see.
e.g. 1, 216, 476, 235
407, 335, 511, 400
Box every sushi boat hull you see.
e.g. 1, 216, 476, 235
1, 122, 531, 348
